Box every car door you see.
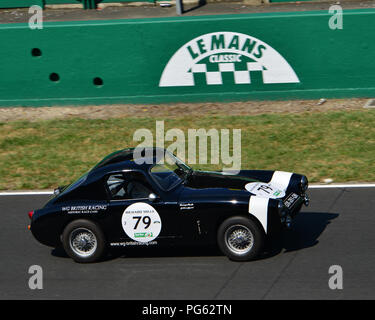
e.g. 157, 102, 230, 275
105, 170, 181, 246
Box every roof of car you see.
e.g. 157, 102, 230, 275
92, 148, 135, 170
88, 147, 166, 177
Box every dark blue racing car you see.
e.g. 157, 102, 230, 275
29, 147, 309, 263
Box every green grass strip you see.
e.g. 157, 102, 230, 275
0, 109, 374, 190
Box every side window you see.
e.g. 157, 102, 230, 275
106, 171, 154, 200
107, 174, 127, 200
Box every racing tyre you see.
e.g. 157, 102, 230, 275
217, 216, 265, 261
62, 219, 107, 263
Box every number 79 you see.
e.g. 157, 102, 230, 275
133, 216, 151, 229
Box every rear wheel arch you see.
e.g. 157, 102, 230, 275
59, 216, 108, 241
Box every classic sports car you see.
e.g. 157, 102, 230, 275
29, 148, 309, 263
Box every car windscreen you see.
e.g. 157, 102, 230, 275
150, 163, 183, 191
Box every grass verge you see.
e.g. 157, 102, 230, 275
0, 109, 374, 190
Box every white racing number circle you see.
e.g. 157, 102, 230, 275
245, 182, 285, 199
121, 202, 162, 243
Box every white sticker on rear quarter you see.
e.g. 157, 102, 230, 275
121, 202, 162, 243
249, 196, 269, 234
269, 171, 293, 190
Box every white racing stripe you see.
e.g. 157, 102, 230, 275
248, 196, 269, 234
269, 171, 293, 190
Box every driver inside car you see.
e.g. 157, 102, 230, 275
126, 180, 152, 199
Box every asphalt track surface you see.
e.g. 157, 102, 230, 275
1, 187, 374, 300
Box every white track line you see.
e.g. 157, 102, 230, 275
0, 184, 375, 196
0, 191, 54, 196
309, 184, 375, 189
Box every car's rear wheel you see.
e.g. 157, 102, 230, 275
217, 216, 265, 261
62, 219, 107, 263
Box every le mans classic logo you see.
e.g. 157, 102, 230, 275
159, 31, 300, 87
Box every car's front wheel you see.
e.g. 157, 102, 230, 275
62, 219, 107, 263
217, 216, 265, 261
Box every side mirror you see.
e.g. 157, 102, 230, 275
148, 193, 158, 202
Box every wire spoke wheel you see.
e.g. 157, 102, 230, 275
225, 224, 254, 255
69, 228, 98, 258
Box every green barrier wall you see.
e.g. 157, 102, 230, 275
0, 9, 374, 106
0, 0, 43, 7
1, 1, 76, 8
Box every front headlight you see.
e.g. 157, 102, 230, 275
300, 175, 308, 193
